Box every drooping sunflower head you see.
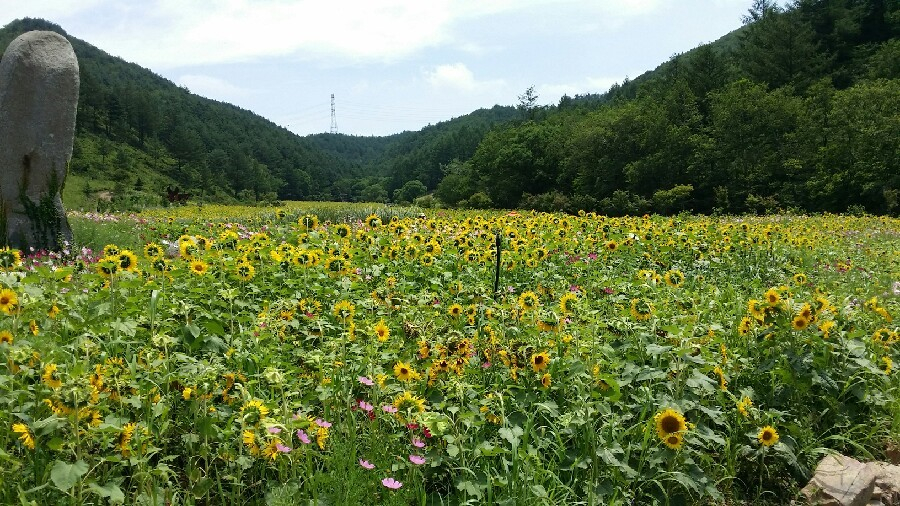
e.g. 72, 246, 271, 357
393, 390, 426, 414
241, 399, 271, 425
118, 250, 138, 271
664, 270, 685, 288
518, 291, 539, 311
0, 248, 22, 270
143, 243, 164, 259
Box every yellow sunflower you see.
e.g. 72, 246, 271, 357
0, 288, 17, 314
757, 426, 779, 447
530, 351, 550, 372
518, 291, 539, 311
189, 260, 209, 276
0, 330, 12, 345
662, 432, 683, 450
42, 363, 62, 389
393, 361, 419, 382
12, 423, 35, 450
373, 320, 390, 342
654, 408, 686, 440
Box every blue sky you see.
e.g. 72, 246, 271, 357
1, 1, 765, 136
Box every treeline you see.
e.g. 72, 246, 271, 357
423, 0, 900, 215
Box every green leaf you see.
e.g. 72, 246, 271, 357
499, 426, 524, 446
88, 481, 125, 503
50, 459, 88, 491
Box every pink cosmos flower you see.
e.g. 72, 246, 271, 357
359, 400, 374, 412
315, 418, 332, 428
412, 438, 425, 448
382, 477, 403, 489
382, 405, 398, 413
267, 426, 282, 434
409, 455, 426, 465
358, 376, 374, 386
276, 443, 292, 453
359, 459, 375, 469
296, 429, 311, 444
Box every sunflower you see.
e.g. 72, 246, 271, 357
0, 330, 12, 345
791, 314, 810, 330
42, 363, 62, 389
664, 270, 685, 288
393, 361, 419, 382
764, 288, 781, 306
421, 254, 434, 267
793, 273, 807, 285
333, 300, 355, 321
393, 390, 426, 414
448, 304, 463, 318
0, 288, 17, 314
559, 292, 577, 314
736, 397, 753, 417
365, 214, 382, 228
299, 214, 319, 231
331, 223, 351, 239
103, 244, 120, 257
118, 250, 138, 271
882, 356, 893, 375
738, 316, 753, 336
605, 240, 618, 251
325, 255, 346, 274
630, 298, 654, 321
654, 408, 686, 440
747, 299, 765, 321
518, 291, 539, 311
29, 320, 38, 336
757, 426, 779, 447
540, 373, 552, 389
235, 262, 255, 281
662, 432, 683, 450
12, 423, 35, 450
96, 256, 119, 277
189, 260, 209, 276
373, 320, 390, 342
530, 351, 550, 372
0, 248, 22, 270
242, 430, 259, 455
241, 399, 271, 425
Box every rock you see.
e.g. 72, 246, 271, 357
801, 455, 876, 506
0, 30, 78, 251
870, 462, 900, 505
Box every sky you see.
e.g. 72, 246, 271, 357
2, 0, 762, 137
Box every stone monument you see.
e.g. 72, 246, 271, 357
0, 30, 78, 251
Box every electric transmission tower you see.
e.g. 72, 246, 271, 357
330, 94, 338, 134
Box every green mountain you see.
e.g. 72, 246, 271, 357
434, 0, 900, 215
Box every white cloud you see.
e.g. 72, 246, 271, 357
176, 74, 252, 102
424, 63, 504, 93
3, 0, 679, 70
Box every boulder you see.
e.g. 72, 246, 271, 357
0, 30, 78, 251
801, 455, 900, 506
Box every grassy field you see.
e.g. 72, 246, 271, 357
1, 205, 898, 505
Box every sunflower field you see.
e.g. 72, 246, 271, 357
1, 204, 898, 505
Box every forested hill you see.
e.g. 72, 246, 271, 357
431, 0, 900, 215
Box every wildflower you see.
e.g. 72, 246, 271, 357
296, 429, 312, 445
409, 455, 426, 465
358, 376, 374, 386
654, 408, 686, 441
382, 477, 403, 489
738, 316, 753, 336
182, 387, 192, 400
276, 442, 292, 453
315, 418, 332, 428
758, 426, 779, 447
358, 400, 374, 412
412, 437, 425, 448
12, 423, 35, 449
315, 425, 329, 449
382, 405, 398, 414
359, 459, 375, 469
0, 288, 17, 314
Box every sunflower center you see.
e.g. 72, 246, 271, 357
660, 415, 681, 434
762, 431, 773, 441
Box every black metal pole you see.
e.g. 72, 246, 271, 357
493, 232, 501, 299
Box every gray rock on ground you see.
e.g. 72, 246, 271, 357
801, 454, 900, 506
0, 30, 78, 251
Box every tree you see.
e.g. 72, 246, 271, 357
517, 86, 539, 120
393, 180, 427, 204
